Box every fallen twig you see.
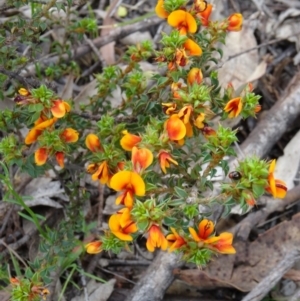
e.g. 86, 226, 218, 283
22, 15, 163, 75
242, 250, 300, 301
237, 71, 300, 160
125, 252, 183, 301
232, 184, 300, 240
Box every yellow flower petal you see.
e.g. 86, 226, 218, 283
85, 241, 102, 254
110, 171, 145, 196
165, 114, 186, 141
199, 219, 214, 239
197, 3, 213, 26
25, 128, 42, 145
35, 148, 48, 166
51, 100, 67, 118
120, 130, 142, 151
155, 0, 169, 18
187, 68, 203, 85
168, 10, 197, 34
224, 97, 242, 118
188, 227, 201, 242
158, 150, 178, 174
184, 39, 202, 56
55, 152, 64, 168
132, 146, 153, 172
227, 13, 243, 31
85, 134, 102, 152
34, 117, 57, 130
61, 128, 79, 143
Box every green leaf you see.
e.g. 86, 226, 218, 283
156, 76, 169, 86
163, 216, 177, 226
252, 184, 265, 198
174, 186, 188, 198
167, 199, 185, 206
216, 48, 223, 58
137, 220, 149, 231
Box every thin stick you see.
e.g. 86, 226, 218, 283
125, 251, 183, 301
22, 15, 163, 75
242, 250, 300, 301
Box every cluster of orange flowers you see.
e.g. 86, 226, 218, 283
84, 125, 238, 254
16, 88, 79, 167
86, 218, 236, 255
85, 130, 172, 252
14, 1, 287, 261
84, 0, 281, 258
155, 0, 242, 70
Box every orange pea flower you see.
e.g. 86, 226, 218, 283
168, 10, 197, 35
146, 224, 168, 252
171, 82, 183, 99
51, 99, 71, 118
25, 117, 57, 145
189, 219, 236, 254
189, 219, 215, 242
166, 227, 186, 252
35, 148, 48, 166
224, 97, 242, 118
55, 152, 65, 168
131, 146, 153, 173
155, 0, 169, 18
178, 106, 193, 139
162, 102, 177, 115
175, 48, 188, 67
110, 170, 145, 208
109, 208, 138, 241
187, 68, 203, 85
265, 160, 287, 198
168, 61, 176, 71
194, 113, 205, 129
90, 161, 111, 185
25, 128, 42, 145
158, 150, 178, 174
85, 240, 102, 254
197, 3, 213, 26
194, 0, 208, 12
184, 39, 202, 56
61, 128, 79, 143
254, 105, 262, 113
85, 134, 102, 152
185, 121, 193, 138
227, 13, 243, 31
205, 232, 236, 254
120, 130, 142, 151
165, 114, 186, 141
178, 105, 193, 125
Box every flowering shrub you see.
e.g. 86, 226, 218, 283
0, 0, 287, 299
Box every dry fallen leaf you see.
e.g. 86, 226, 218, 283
174, 213, 300, 292
73, 79, 98, 109
218, 22, 259, 89
275, 130, 300, 190
59, 74, 74, 100
71, 279, 116, 301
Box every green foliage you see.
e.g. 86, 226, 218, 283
0, 1, 278, 299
